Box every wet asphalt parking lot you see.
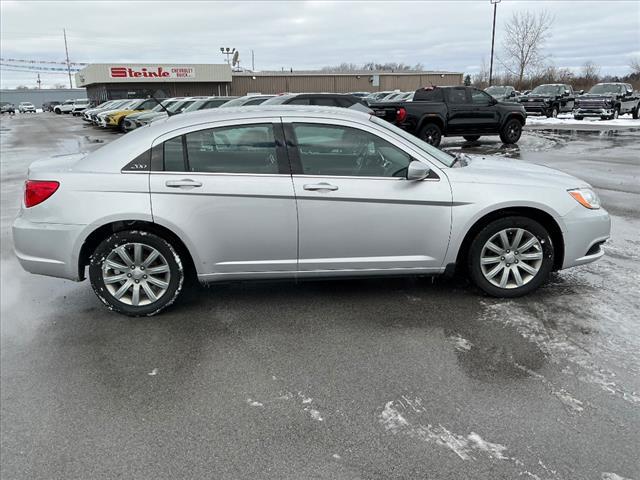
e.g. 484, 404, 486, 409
1, 113, 639, 480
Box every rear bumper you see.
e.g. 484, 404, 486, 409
561, 207, 611, 269
12, 216, 85, 281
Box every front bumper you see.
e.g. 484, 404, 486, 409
561, 206, 611, 269
522, 105, 550, 116
12, 216, 86, 281
573, 107, 613, 117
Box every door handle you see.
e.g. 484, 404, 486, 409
303, 183, 339, 191
165, 179, 203, 188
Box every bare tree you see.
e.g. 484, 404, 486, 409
581, 61, 601, 83
630, 56, 640, 75
500, 10, 554, 85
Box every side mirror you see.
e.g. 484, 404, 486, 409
406, 160, 430, 181
578, 90, 584, 95
509, 91, 516, 97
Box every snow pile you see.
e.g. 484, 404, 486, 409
526, 113, 638, 127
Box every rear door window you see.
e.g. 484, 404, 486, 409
184, 124, 279, 174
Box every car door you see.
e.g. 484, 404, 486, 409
469, 89, 500, 132
561, 85, 575, 111
445, 87, 476, 133
283, 117, 452, 274
149, 118, 298, 280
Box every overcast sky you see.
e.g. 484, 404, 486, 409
1, 0, 638, 89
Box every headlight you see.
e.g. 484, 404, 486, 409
568, 188, 601, 209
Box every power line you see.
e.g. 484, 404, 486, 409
0, 57, 88, 66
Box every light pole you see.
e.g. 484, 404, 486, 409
489, 0, 501, 86
220, 47, 236, 65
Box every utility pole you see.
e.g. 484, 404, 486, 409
489, 0, 501, 86
63, 28, 72, 88
37, 73, 42, 89
251, 50, 255, 71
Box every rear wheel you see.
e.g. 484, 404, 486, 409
418, 123, 442, 147
468, 216, 554, 297
463, 135, 481, 142
633, 106, 639, 119
574, 115, 583, 120
89, 231, 185, 316
499, 118, 522, 144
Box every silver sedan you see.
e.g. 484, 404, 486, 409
13, 106, 611, 316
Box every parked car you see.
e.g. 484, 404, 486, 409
349, 92, 370, 98
218, 95, 274, 108
104, 98, 160, 130
95, 99, 140, 127
363, 91, 395, 104
42, 101, 61, 112
261, 93, 369, 112
123, 99, 182, 132
517, 84, 575, 118
13, 106, 610, 316
573, 83, 639, 120
485, 85, 519, 101
54, 99, 76, 114
83, 100, 123, 122
0, 102, 16, 114
370, 86, 527, 147
18, 102, 36, 113
71, 99, 92, 116
145, 97, 206, 124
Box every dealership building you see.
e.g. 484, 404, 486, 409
75, 63, 462, 102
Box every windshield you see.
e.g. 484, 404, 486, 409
150, 100, 176, 112
588, 84, 623, 95
531, 85, 563, 95
371, 116, 455, 167
486, 86, 507, 95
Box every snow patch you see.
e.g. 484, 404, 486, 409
247, 398, 264, 407
601, 473, 633, 480
148, 368, 158, 376
451, 335, 473, 351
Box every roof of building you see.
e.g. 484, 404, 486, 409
232, 70, 462, 77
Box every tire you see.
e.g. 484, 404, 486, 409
612, 107, 619, 120
549, 106, 559, 118
468, 216, 554, 297
418, 122, 442, 147
89, 231, 185, 316
633, 107, 639, 120
54, 109, 61, 114
499, 118, 523, 144
574, 115, 583, 120
463, 135, 481, 142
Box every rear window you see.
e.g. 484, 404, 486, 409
413, 88, 444, 102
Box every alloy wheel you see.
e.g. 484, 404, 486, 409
102, 242, 171, 306
480, 228, 543, 289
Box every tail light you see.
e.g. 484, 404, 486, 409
24, 180, 59, 208
396, 107, 407, 123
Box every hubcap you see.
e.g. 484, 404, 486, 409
480, 228, 543, 289
102, 243, 171, 306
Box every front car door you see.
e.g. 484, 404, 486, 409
445, 87, 477, 133
282, 116, 452, 275
149, 118, 298, 281
469, 88, 500, 132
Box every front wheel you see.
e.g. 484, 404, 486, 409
633, 106, 639, 119
463, 135, 481, 142
468, 216, 554, 297
89, 231, 185, 316
418, 123, 442, 147
499, 119, 522, 144
574, 115, 583, 120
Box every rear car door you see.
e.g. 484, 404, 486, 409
283, 117, 452, 273
149, 118, 298, 280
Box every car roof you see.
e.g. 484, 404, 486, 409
81, 106, 373, 173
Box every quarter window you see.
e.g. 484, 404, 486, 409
292, 123, 411, 177
184, 124, 279, 174
163, 136, 185, 171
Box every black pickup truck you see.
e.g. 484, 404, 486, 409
573, 83, 639, 120
370, 86, 527, 147
517, 84, 576, 118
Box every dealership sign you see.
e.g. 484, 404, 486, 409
109, 66, 196, 80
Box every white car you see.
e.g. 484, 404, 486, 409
71, 99, 91, 116
54, 99, 76, 114
18, 102, 36, 113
